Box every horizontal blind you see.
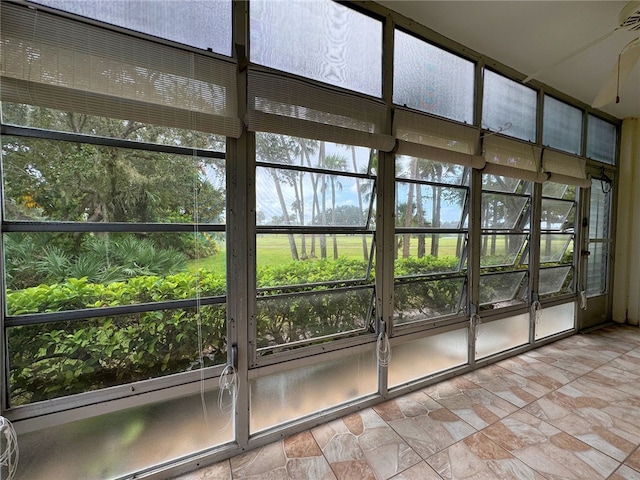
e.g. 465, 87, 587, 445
394, 108, 484, 168
0, 2, 241, 137
247, 69, 394, 151
542, 149, 590, 188
483, 135, 547, 182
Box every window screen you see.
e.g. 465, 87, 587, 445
250, 0, 382, 97
482, 70, 537, 142
543, 96, 582, 155
587, 115, 617, 164
394, 29, 474, 124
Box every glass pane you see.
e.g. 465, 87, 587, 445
257, 167, 374, 227
589, 179, 611, 239
395, 156, 468, 185
587, 115, 617, 164
543, 96, 582, 155
256, 288, 373, 351
481, 194, 528, 229
482, 70, 537, 142
535, 302, 575, 340
393, 30, 474, 123
394, 234, 465, 275
1, 104, 226, 151
587, 242, 608, 296
256, 234, 373, 279
396, 183, 467, 228
541, 182, 569, 199
2, 136, 225, 223
4, 232, 226, 300
541, 200, 575, 230
482, 174, 530, 194
388, 328, 468, 387
394, 278, 465, 326
539, 266, 572, 296
250, 346, 377, 433
476, 313, 529, 359
256, 134, 374, 174
16, 385, 233, 480
250, 0, 382, 96
480, 234, 526, 267
479, 271, 526, 306
31, 0, 232, 55
539, 234, 573, 263
8, 305, 226, 405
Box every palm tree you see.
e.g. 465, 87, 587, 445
324, 153, 347, 260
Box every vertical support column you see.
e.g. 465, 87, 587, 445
377, 13, 395, 398
0, 140, 6, 415
529, 182, 543, 343
228, 0, 252, 448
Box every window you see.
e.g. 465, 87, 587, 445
30, 0, 233, 55
482, 70, 537, 142
254, 133, 377, 357
543, 96, 582, 155
587, 115, 617, 164
587, 177, 613, 295
394, 29, 474, 124
250, 0, 382, 97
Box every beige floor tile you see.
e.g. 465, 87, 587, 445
374, 391, 476, 460
389, 461, 443, 480
610, 464, 640, 480
482, 410, 620, 479
497, 353, 580, 390
172, 460, 232, 480
423, 377, 519, 430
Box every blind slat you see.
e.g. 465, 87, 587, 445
483, 135, 544, 181
542, 149, 590, 188
395, 140, 485, 169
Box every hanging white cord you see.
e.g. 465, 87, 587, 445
0, 416, 18, 480
217, 363, 238, 432
579, 290, 587, 310
376, 320, 391, 368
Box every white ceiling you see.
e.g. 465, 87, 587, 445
378, 1, 640, 120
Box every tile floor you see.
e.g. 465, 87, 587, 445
175, 325, 640, 480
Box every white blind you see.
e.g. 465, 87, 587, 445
542, 149, 590, 188
0, 3, 242, 137
394, 108, 484, 168
247, 69, 394, 151
483, 135, 547, 182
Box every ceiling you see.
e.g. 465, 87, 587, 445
377, 1, 640, 120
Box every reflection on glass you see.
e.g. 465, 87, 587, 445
539, 234, 572, 263
539, 266, 572, 296
4, 232, 226, 295
543, 96, 582, 155
256, 288, 373, 350
2, 136, 225, 223
250, 0, 382, 96
482, 174, 526, 193
541, 200, 574, 230
395, 157, 468, 185
482, 70, 537, 142
388, 328, 468, 387
16, 384, 233, 480
481, 194, 528, 229
480, 234, 526, 267
394, 234, 465, 274
476, 313, 529, 359
257, 168, 374, 227
250, 347, 377, 432
395, 183, 467, 228
8, 305, 227, 406
393, 30, 474, 123
587, 242, 608, 295
394, 278, 465, 325
256, 234, 373, 278
535, 302, 575, 340
479, 271, 526, 306
541, 182, 569, 199
31, 0, 233, 55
